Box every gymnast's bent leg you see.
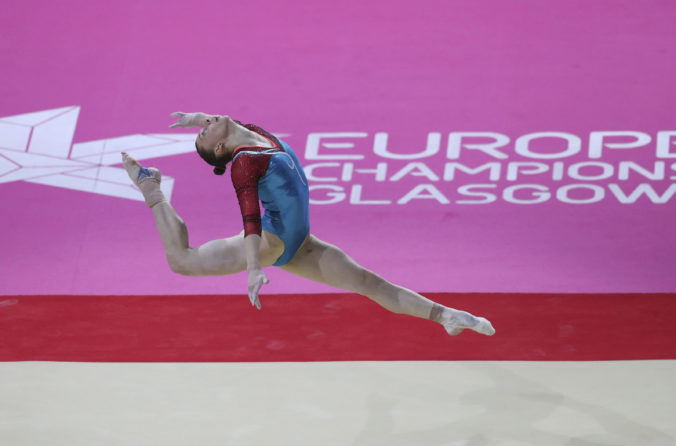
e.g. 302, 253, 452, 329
281, 235, 495, 336
122, 153, 284, 276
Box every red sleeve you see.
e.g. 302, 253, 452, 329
230, 153, 271, 236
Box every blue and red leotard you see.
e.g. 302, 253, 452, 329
230, 123, 310, 266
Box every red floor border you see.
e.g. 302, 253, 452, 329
1, 293, 674, 362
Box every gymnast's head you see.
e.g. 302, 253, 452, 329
195, 115, 231, 175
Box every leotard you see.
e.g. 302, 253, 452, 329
230, 123, 310, 266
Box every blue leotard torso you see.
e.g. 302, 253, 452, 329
256, 140, 310, 266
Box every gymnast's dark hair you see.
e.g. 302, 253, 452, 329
195, 141, 229, 175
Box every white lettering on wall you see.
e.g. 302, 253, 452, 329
397, 184, 450, 204
456, 184, 497, 204
305, 133, 366, 160
373, 132, 441, 159
607, 183, 676, 204
503, 184, 551, 204
515, 132, 581, 159
589, 131, 651, 159
556, 184, 605, 204
657, 132, 676, 158
443, 162, 501, 181
447, 132, 510, 159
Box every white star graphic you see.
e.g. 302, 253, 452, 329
0, 106, 291, 202
0, 106, 196, 201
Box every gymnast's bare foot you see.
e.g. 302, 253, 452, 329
441, 308, 495, 336
121, 152, 165, 207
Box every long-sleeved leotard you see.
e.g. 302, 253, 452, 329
230, 123, 310, 266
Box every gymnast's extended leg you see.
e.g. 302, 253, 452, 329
122, 153, 283, 276
282, 235, 495, 336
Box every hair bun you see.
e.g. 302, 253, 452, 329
213, 165, 226, 175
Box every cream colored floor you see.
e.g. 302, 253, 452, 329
1, 361, 674, 446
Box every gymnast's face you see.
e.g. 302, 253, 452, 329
195, 115, 228, 154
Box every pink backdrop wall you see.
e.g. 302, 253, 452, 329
1, 0, 675, 295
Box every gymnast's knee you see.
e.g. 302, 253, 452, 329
352, 269, 386, 296
166, 250, 195, 276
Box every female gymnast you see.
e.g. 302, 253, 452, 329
121, 112, 495, 337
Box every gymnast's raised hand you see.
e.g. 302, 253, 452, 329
169, 112, 218, 129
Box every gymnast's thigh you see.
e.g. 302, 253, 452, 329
279, 234, 366, 290
183, 230, 284, 276
261, 230, 285, 265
